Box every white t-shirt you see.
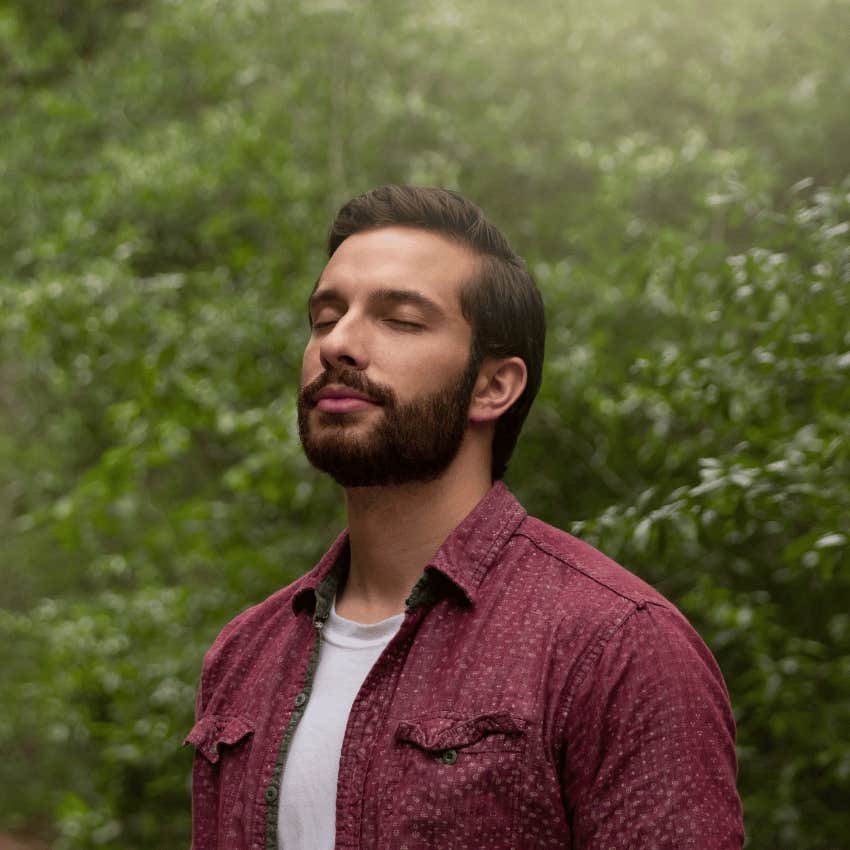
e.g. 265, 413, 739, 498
277, 602, 404, 850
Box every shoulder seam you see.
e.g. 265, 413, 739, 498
513, 528, 658, 608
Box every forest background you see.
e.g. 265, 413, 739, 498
0, 0, 848, 847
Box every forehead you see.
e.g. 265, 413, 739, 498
315, 226, 479, 310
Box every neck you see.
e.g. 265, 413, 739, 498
335, 448, 493, 623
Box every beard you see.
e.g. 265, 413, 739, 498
297, 356, 480, 488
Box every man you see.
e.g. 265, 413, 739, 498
186, 185, 744, 849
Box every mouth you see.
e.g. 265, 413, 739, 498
313, 385, 381, 413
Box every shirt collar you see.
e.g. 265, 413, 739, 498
292, 481, 527, 615
292, 531, 349, 619
424, 481, 526, 604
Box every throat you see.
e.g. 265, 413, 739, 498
338, 475, 492, 621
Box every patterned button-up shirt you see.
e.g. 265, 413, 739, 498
186, 482, 744, 849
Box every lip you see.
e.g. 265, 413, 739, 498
313, 384, 380, 413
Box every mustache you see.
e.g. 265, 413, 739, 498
299, 368, 396, 408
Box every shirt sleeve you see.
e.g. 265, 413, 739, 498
560, 601, 744, 849
188, 674, 220, 850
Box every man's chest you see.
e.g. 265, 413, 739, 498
212, 604, 573, 850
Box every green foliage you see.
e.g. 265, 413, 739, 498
0, 0, 847, 846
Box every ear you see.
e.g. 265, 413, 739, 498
468, 357, 528, 424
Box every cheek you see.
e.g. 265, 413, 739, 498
394, 346, 471, 393
301, 341, 321, 385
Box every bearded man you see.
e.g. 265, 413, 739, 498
186, 185, 744, 849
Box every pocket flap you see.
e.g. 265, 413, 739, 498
395, 711, 526, 752
183, 713, 253, 764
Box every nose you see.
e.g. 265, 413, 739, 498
318, 314, 369, 372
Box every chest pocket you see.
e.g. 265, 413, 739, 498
380, 711, 528, 850
395, 710, 527, 757
185, 712, 255, 821
185, 713, 254, 764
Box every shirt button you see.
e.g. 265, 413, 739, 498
264, 785, 278, 803
294, 692, 308, 708
210, 742, 219, 756
441, 749, 458, 765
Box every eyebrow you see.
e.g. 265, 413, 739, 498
307, 286, 447, 320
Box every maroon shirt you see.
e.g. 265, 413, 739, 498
186, 482, 744, 849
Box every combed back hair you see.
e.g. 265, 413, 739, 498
327, 185, 545, 480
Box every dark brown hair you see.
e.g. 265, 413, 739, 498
327, 185, 545, 480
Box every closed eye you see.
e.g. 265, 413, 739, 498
385, 319, 424, 331
311, 319, 338, 331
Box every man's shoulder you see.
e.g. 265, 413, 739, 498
506, 514, 719, 685
512, 513, 673, 611
200, 568, 316, 679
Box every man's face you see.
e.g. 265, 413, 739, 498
298, 226, 480, 487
